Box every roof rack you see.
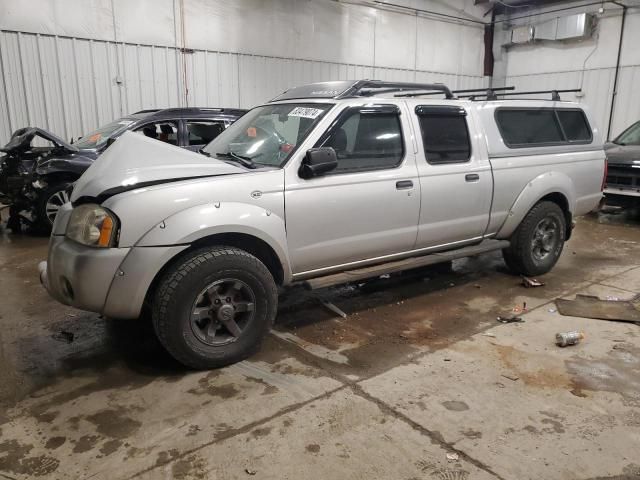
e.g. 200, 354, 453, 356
461, 88, 582, 101
336, 80, 455, 99
395, 86, 515, 98
270, 80, 455, 102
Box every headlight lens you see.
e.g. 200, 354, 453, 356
66, 204, 118, 248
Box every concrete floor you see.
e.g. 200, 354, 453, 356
0, 210, 639, 480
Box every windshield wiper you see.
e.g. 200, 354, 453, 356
215, 151, 258, 169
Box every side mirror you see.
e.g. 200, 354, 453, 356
299, 147, 338, 179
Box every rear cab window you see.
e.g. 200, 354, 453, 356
495, 108, 592, 148
415, 105, 471, 164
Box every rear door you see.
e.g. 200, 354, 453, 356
412, 105, 492, 248
285, 103, 421, 275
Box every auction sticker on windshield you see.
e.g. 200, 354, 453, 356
288, 107, 324, 119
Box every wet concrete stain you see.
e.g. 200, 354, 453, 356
460, 429, 482, 439
0, 438, 60, 477
566, 344, 640, 403
305, 443, 321, 453
99, 438, 123, 456
187, 371, 242, 399
244, 375, 279, 395
72, 434, 101, 453
441, 401, 469, 412
171, 454, 207, 479
85, 407, 143, 439
44, 436, 66, 450
156, 448, 180, 466
250, 426, 272, 438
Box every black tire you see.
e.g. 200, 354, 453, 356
152, 246, 278, 369
34, 181, 73, 231
502, 201, 566, 276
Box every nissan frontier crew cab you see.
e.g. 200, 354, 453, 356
39, 80, 606, 369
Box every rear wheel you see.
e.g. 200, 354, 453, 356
152, 246, 278, 369
502, 201, 566, 276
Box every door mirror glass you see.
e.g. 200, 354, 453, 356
299, 147, 338, 179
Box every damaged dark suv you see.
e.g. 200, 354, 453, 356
0, 107, 246, 231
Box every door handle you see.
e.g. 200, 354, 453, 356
396, 180, 413, 190
465, 174, 480, 182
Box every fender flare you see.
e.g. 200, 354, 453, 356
136, 201, 293, 282
496, 171, 576, 238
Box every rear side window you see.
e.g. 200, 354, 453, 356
556, 110, 592, 141
496, 108, 592, 147
316, 106, 404, 174
416, 106, 471, 164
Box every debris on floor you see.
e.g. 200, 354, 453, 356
555, 294, 640, 323
245, 468, 257, 476
512, 302, 527, 314
522, 276, 545, 288
501, 374, 519, 381
446, 453, 459, 462
555, 331, 584, 347
51, 330, 75, 343
497, 315, 524, 324
320, 299, 348, 318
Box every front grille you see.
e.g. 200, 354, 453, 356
606, 166, 640, 189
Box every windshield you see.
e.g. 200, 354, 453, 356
72, 119, 134, 149
202, 103, 333, 167
614, 121, 640, 146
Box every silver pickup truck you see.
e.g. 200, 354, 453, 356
40, 80, 605, 368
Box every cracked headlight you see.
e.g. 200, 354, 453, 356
66, 204, 119, 248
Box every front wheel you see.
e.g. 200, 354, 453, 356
152, 246, 278, 369
502, 201, 566, 276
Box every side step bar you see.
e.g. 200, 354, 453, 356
303, 239, 510, 290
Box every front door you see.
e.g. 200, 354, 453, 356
285, 103, 421, 276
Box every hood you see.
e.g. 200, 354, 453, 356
0, 127, 78, 154
604, 142, 640, 166
71, 131, 245, 201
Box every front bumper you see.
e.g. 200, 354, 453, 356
42, 234, 131, 313
40, 233, 189, 319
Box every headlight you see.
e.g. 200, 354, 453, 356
66, 204, 119, 248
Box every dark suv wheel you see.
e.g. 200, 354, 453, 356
35, 181, 73, 231
502, 201, 566, 276
152, 246, 278, 369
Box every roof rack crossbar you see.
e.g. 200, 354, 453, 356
462, 89, 581, 101
337, 80, 454, 99
395, 86, 515, 98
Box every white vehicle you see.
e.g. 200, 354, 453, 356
40, 80, 606, 368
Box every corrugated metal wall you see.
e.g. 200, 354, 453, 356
0, 29, 487, 145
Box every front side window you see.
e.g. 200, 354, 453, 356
416, 106, 470, 164
614, 121, 640, 146
186, 120, 226, 146
202, 103, 332, 167
316, 106, 404, 174
134, 121, 178, 145
72, 119, 134, 149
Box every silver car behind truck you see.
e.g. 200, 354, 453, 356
40, 80, 606, 368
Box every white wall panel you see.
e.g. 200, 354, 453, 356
0, 0, 488, 144
502, 6, 640, 139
